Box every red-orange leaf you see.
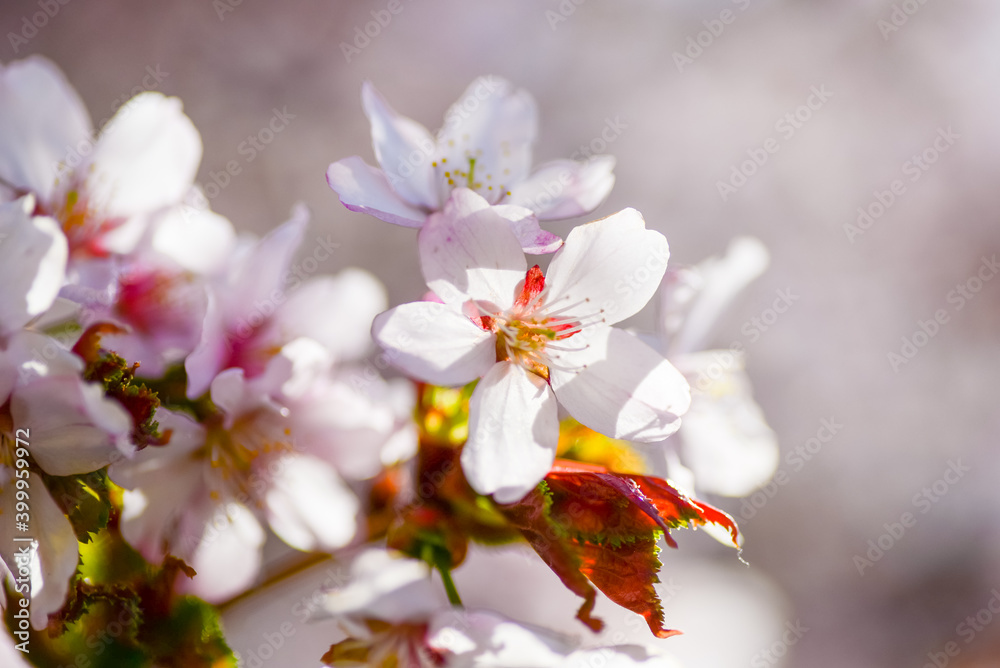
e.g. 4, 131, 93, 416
502, 461, 741, 638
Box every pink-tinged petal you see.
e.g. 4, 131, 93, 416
0, 56, 92, 203
0, 198, 67, 336
544, 208, 668, 326
86, 92, 201, 219
0, 483, 79, 629
663, 236, 770, 356
208, 367, 270, 420
507, 156, 617, 220
175, 498, 266, 604
372, 302, 495, 387
326, 156, 426, 227
418, 188, 525, 307
149, 201, 237, 275
222, 204, 308, 324
428, 610, 573, 663
362, 81, 438, 210
13, 377, 133, 475
184, 290, 227, 399
551, 326, 691, 442
436, 76, 537, 193
462, 362, 559, 504
264, 453, 359, 552
491, 204, 562, 255
273, 269, 387, 361
674, 351, 779, 497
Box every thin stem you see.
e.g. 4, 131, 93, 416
437, 562, 463, 607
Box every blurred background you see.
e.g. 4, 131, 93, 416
3, 0, 999, 666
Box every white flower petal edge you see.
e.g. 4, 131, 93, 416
372, 302, 496, 387
326, 155, 427, 227
361, 80, 439, 210
550, 326, 690, 443
0, 56, 92, 202
462, 362, 560, 504
544, 208, 669, 326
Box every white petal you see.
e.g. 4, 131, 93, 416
663, 236, 770, 356
674, 351, 779, 497
462, 362, 558, 504
0, 56, 92, 202
0, 199, 67, 336
175, 499, 266, 603
506, 156, 616, 220
264, 453, 359, 552
436, 76, 537, 192
149, 201, 237, 274
418, 188, 525, 307
544, 208, 669, 326
0, 483, 79, 630
86, 93, 201, 219
221, 204, 308, 324
372, 302, 495, 386
551, 327, 690, 442
184, 289, 227, 399
326, 156, 426, 227
13, 377, 133, 475
362, 81, 438, 210
273, 269, 387, 361
491, 204, 563, 255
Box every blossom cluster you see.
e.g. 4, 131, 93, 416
0, 59, 777, 666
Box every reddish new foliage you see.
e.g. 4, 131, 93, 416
502, 460, 741, 638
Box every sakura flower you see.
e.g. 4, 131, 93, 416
658, 237, 779, 497
0, 55, 201, 316
0, 198, 132, 628
109, 368, 361, 603
327, 76, 616, 253
88, 198, 238, 378
372, 189, 690, 503
0, 56, 201, 258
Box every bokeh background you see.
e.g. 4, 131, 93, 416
3, 1, 999, 666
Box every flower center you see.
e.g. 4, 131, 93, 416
478, 266, 604, 381
201, 408, 293, 503
431, 154, 511, 206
